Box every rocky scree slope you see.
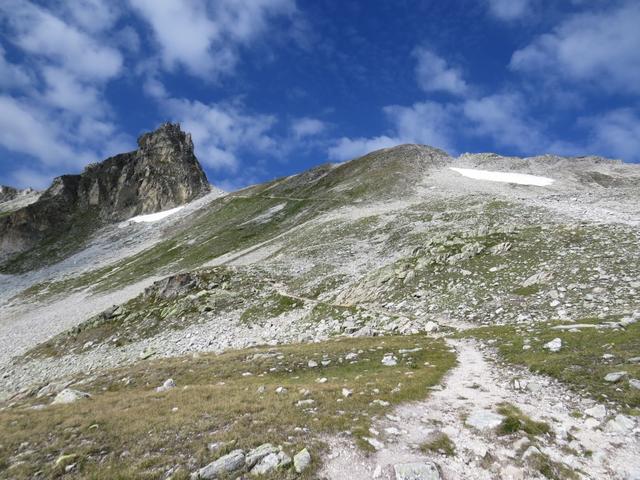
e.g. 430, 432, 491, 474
0, 123, 210, 272
1, 143, 640, 479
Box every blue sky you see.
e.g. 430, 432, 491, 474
1, 0, 639, 191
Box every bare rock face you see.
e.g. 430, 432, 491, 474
0, 123, 210, 268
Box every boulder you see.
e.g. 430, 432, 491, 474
51, 389, 91, 405
293, 448, 311, 473
246, 444, 278, 469
604, 371, 627, 382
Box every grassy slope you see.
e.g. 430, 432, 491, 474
1, 335, 455, 479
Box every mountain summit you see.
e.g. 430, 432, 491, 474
0, 123, 210, 269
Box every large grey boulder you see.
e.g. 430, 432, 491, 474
245, 444, 278, 468
394, 462, 441, 480
192, 449, 245, 479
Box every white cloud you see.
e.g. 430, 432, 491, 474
487, 0, 531, 21
156, 93, 278, 171
328, 136, 399, 162
292, 117, 326, 138
129, 0, 296, 79
0, 95, 96, 167
586, 109, 640, 161
328, 101, 457, 161
2, 0, 122, 81
510, 1, 640, 94
462, 93, 542, 151
0, 46, 32, 90
413, 47, 468, 96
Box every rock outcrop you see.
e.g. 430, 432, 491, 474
0, 123, 210, 267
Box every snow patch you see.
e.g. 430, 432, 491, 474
450, 167, 555, 186
126, 206, 185, 224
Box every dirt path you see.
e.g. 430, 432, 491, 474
321, 339, 640, 480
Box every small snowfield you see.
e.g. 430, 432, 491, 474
125, 206, 185, 225
450, 167, 555, 186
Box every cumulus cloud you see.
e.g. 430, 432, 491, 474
510, 1, 640, 94
129, 0, 297, 79
291, 117, 326, 138
2, 0, 122, 81
413, 47, 468, 96
462, 93, 542, 151
328, 101, 457, 161
486, 0, 531, 20
0, 46, 32, 90
154, 91, 278, 172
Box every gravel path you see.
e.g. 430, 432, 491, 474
321, 339, 640, 480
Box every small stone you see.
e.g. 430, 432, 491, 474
522, 446, 542, 460
342, 388, 353, 398
365, 437, 385, 450
629, 379, 640, 390
308, 360, 318, 368
604, 371, 627, 383
316, 377, 328, 384
393, 462, 441, 480
293, 448, 311, 473
296, 399, 316, 407
275, 386, 288, 394
543, 338, 562, 353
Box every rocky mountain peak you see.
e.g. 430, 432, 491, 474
137, 122, 195, 160
0, 123, 211, 270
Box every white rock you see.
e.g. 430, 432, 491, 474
51, 389, 91, 405
193, 449, 245, 479
308, 360, 318, 368
156, 379, 176, 393
365, 437, 384, 450
585, 404, 606, 420
629, 379, 640, 390
465, 409, 505, 431
382, 354, 398, 366
543, 338, 562, 353
604, 371, 627, 382
341, 388, 353, 398
605, 414, 636, 434
293, 448, 311, 473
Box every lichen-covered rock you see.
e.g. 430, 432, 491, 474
192, 449, 245, 479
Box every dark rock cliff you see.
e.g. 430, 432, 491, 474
0, 123, 210, 268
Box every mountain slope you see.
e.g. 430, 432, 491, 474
1, 142, 639, 479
